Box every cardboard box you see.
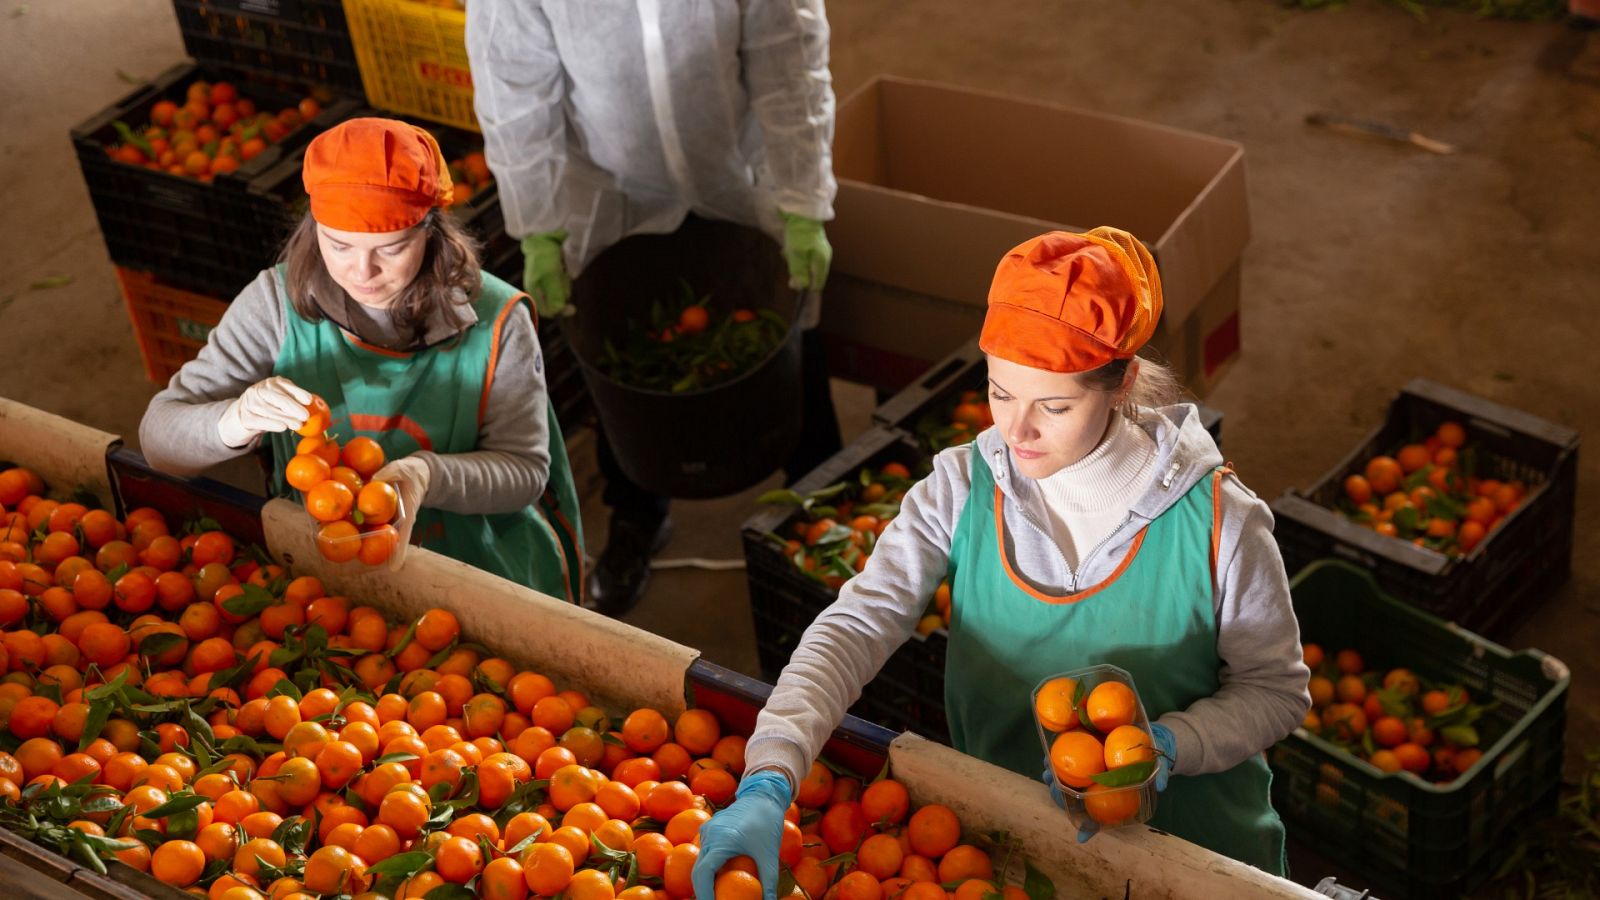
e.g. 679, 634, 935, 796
820, 76, 1249, 397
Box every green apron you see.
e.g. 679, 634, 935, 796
267, 266, 584, 602
944, 447, 1286, 875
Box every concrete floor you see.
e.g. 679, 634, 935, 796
2, 0, 1597, 894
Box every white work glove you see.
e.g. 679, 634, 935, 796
372, 456, 431, 569
217, 377, 313, 449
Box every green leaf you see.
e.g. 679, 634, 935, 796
1440, 724, 1480, 748
223, 583, 277, 619
208, 652, 259, 692
266, 678, 304, 702
807, 525, 852, 550
366, 850, 433, 878
757, 489, 806, 507
374, 752, 421, 767
1376, 688, 1413, 720
275, 815, 314, 856
505, 830, 544, 857
32, 680, 63, 706
80, 794, 124, 815
76, 697, 115, 753
142, 792, 209, 819
137, 630, 187, 659
28, 274, 74, 291
424, 640, 459, 670
385, 620, 419, 659
269, 646, 303, 670
1089, 761, 1155, 788
424, 885, 476, 900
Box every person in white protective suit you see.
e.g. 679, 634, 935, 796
466, 0, 843, 616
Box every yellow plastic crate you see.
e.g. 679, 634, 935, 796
342, 0, 478, 131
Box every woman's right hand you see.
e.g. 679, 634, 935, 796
692, 769, 791, 900
216, 376, 313, 448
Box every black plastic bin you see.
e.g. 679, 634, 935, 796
1270, 379, 1578, 638
567, 218, 803, 499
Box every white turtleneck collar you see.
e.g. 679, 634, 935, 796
1032, 414, 1158, 570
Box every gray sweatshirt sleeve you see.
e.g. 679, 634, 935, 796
411, 303, 551, 515
742, 446, 971, 792
138, 270, 288, 476
1157, 477, 1313, 776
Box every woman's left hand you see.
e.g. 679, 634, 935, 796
372, 456, 430, 567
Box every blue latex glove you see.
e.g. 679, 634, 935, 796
692, 769, 790, 900
1042, 722, 1177, 843
522, 230, 572, 319
780, 212, 832, 290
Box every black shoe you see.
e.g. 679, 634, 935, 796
584, 511, 672, 617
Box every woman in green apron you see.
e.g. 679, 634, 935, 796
695, 228, 1311, 896
139, 117, 582, 602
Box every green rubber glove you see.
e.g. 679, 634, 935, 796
522, 230, 572, 319
780, 212, 832, 291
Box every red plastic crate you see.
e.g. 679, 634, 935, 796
115, 267, 229, 385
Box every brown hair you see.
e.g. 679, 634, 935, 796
1079, 352, 1185, 415
279, 209, 483, 341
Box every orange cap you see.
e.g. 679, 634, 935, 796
302, 118, 454, 233
978, 227, 1163, 374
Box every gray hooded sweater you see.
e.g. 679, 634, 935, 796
743, 403, 1313, 793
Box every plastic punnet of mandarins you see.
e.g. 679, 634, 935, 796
758, 462, 918, 592
282, 394, 404, 567
1296, 641, 1494, 784
1334, 418, 1526, 558
1032, 665, 1164, 831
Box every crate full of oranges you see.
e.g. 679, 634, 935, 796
1269, 378, 1578, 639
70, 62, 359, 299
0, 460, 1056, 900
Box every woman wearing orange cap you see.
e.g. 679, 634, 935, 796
696, 228, 1311, 885
140, 117, 582, 601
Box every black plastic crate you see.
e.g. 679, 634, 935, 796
71, 61, 357, 298
1270, 379, 1578, 639
871, 336, 1225, 450
741, 425, 951, 743
1270, 560, 1569, 900
172, 0, 364, 97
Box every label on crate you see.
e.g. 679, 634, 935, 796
418, 60, 473, 88
215, 0, 300, 17
140, 180, 205, 215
